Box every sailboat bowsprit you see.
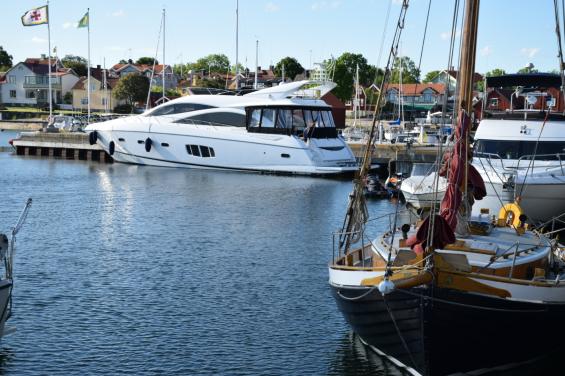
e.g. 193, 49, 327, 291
329, 0, 565, 374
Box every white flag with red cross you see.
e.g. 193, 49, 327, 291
21, 6, 48, 26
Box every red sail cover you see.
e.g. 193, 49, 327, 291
406, 110, 485, 254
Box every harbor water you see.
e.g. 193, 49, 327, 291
0, 139, 408, 376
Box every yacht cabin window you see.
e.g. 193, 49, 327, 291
147, 103, 214, 116
246, 106, 338, 138
176, 112, 246, 127
475, 139, 565, 160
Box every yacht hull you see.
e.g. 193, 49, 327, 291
330, 282, 565, 376
94, 129, 359, 176
401, 190, 445, 209
476, 178, 565, 223
0, 280, 13, 338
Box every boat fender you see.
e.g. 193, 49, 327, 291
89, 130, 98, 145
497, 203, 524, 228
378, 278, 395, 295
109, 141, 115, 156
145, 137, 152, 152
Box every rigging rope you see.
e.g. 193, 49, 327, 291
145, 13, 164, 111
426, 0, 461, 252
516, 110, 550, 199
338, 0, 410, 254
410, 0, 433, 115
554, 0, 565, 113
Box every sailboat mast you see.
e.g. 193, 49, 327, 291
162, 8, 166, 103
235, 0, 239, 90
457, 0, 479, 114
457, 0, 480, 217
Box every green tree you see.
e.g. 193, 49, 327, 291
390, 56, 420, 84
136, 57, 159, 65
517, 66, 538, 74
113, 74, 150, 111
485, 68, 506, 77
62, 54, 88, 77
0, 46, 13, 71
332, 53, 379, 102
274, 57, 304, 81
423, 70, 441, 83
189, 54, 230, 74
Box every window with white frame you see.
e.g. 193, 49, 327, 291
81, 97, 88, 105
8, 76, 16, 84
9, 90, 16, 98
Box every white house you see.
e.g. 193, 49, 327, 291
0, 56, 79, 107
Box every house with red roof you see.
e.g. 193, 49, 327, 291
110, 60, 178, 90
0, 55, 79, 107
71, 66, 124, 112
384, 83, 446, 111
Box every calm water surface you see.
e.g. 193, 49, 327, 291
0, 151, 409, 375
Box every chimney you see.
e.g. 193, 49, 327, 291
97, 65, 101, 70
41, 54, 46, 59
128, 59, 133, 64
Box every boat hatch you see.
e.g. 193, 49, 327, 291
246, 106, 338, 138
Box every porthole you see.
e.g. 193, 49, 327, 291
161, 142, 169, 147
118, 138, 125, 142
281, 153, 290, 158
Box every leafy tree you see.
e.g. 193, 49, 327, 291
485, 68, 506, 77
118, 59, 128, 64
189, 54, 230, 74
63, 92, 73, 104
62, 54, 88, 77
113, 74, 150, 111
332, 52, 379, 102
423, 70, 441, 83
136, 57, 159, 65
517, 66, 538, 74
274, 57, 304, 81
390, 56, 420, 84
0, 46, 13, 71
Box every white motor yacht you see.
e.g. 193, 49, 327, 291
473, 111, 565, 223
400, 162, 447, 209
85, 81, 358, 176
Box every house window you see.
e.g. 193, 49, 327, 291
25, 90, 36, 99
102, 98, 108, 106
8, 76, 16, 84
81, 97, 88, 105
489, 98, 499, 108
9, 90, 16, 98
90, 83, 96, 91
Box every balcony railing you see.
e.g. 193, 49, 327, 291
23, 76, 61, 89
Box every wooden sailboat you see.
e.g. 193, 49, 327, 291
330, 1, 565, 375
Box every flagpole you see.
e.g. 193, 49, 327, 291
87, 8, 91, 124
47, 0, 52, 119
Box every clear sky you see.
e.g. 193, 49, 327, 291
1, 0, 562, 76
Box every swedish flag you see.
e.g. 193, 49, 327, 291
77, 11, 89, 28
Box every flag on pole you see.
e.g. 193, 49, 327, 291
77, 11, 89, 28
21, 6, 48, 26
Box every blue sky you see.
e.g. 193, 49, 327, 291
1, 0, 561, 75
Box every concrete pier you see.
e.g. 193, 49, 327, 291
11, 132, 113, 163
346, 141, 443, 164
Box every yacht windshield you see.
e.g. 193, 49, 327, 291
475, 139, 565, 160
411, 163, 435, 176
246, 106, 337, 138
